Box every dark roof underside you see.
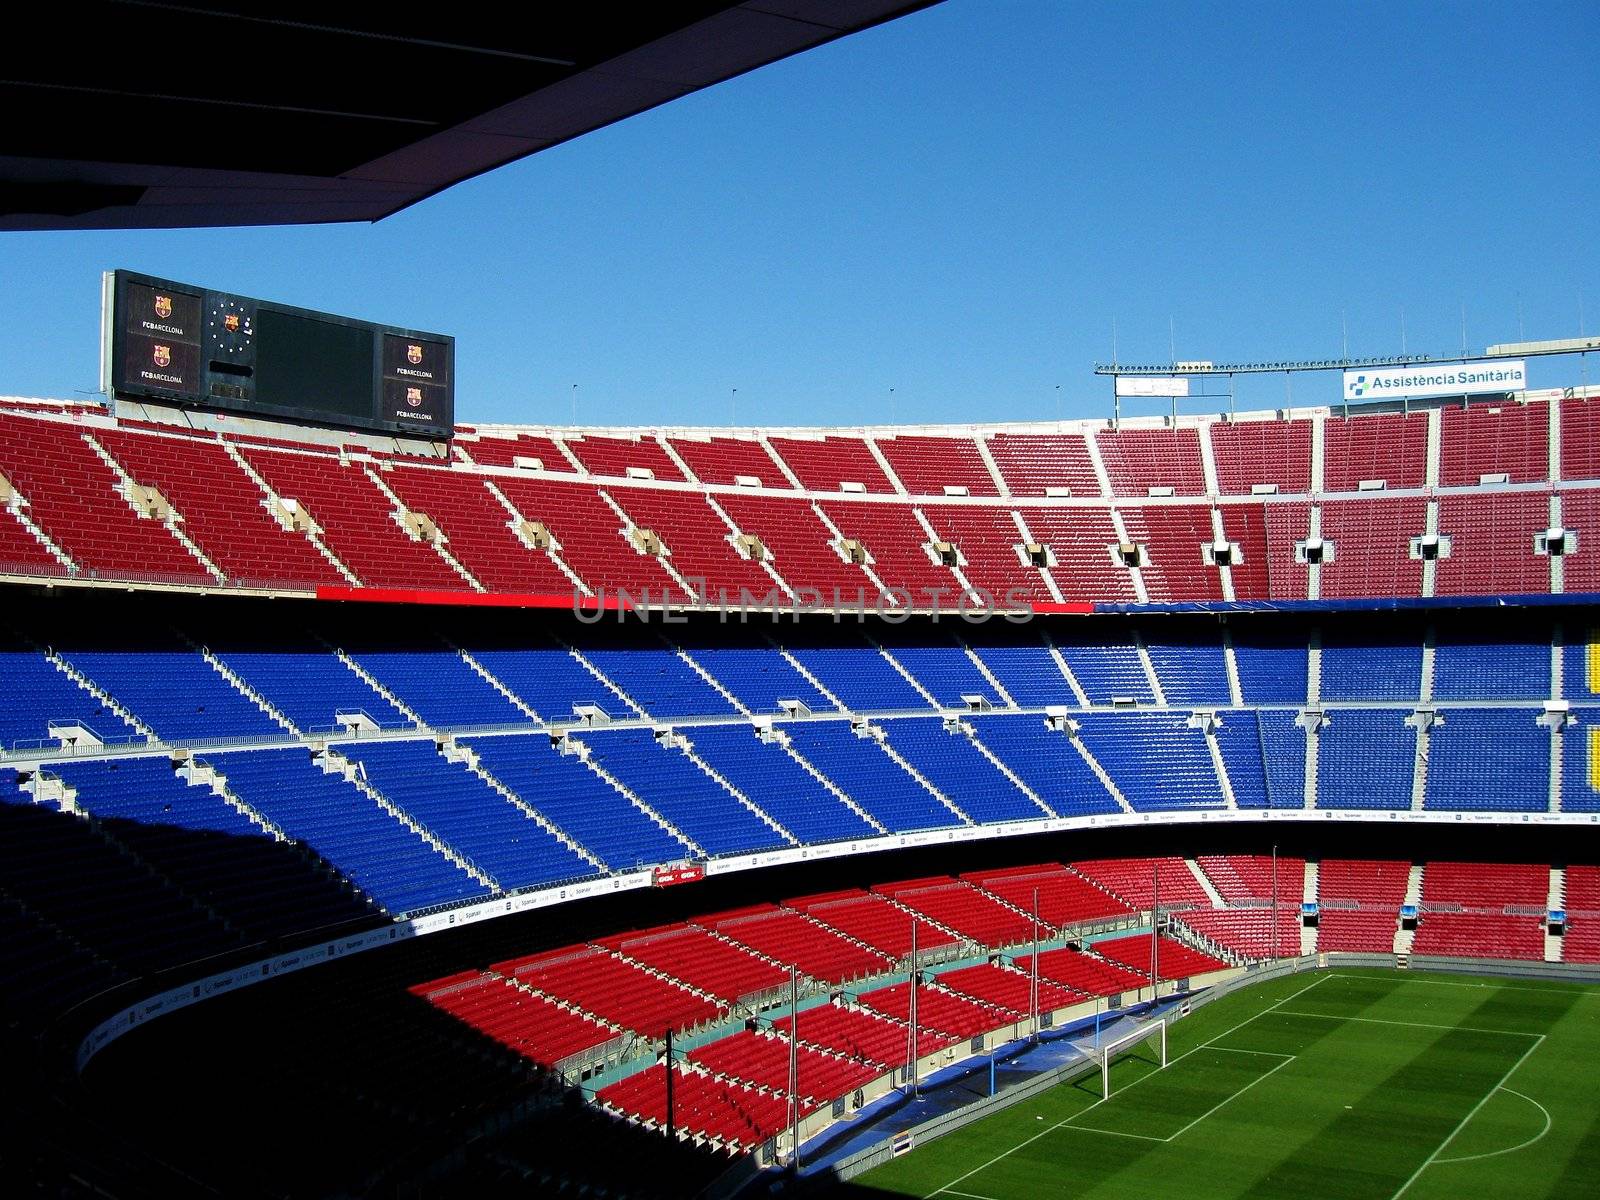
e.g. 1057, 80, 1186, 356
3, 1, 935, 231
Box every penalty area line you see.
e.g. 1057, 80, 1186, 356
1388, 1034, 1546, 1200
1065, 1052, 1297, 1145
924, 971, 1333, 1198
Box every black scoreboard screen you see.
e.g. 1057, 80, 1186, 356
103, 270, 454, 439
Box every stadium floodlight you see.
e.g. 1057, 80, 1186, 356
1074, 1016, 1168, 1100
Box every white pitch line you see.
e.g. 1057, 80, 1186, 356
1388, 1034, 1547, 1200
1208, 1046, 1296, 1058
1053, 1124, 1168, 1143
1272, 1010, 1543, 1038
1331, 973, 1600, 997
924, 971, 1333, 1199
1066, 1052, 1298, 1145
1158, 1053, 1297, 1143
1433, 1088, 1552, 1165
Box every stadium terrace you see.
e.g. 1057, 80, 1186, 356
3, 380, 1600, 1196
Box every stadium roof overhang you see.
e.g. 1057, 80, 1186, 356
2, 1, 936, 232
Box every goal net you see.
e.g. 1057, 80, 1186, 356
1071, 1016, 1168, 1100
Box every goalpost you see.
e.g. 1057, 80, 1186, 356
1073, 1017, 1168, 1100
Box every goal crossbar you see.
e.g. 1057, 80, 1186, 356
1073, 1017, 1168, 1100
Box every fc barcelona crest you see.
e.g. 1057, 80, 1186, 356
407, 344, 423, 365
224, 313, 240, 333
405, 386, 423, 408
154, 295, 173, 320
153, 345, 171, 368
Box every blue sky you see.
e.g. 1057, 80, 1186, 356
1, 0, 1596, 427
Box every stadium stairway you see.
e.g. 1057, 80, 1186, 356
1301, 860, 1319, 954
1185, 857, 1227, 906
1548, 865, 1565, 962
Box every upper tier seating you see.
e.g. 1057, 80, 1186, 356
769, 435, 895, 493
1209, 419, 1312, 495
819, 500, 965, 601
382, 466, 574, 593
1316, 497, 1427, 599
1440, 400, 1549, 485
0, 413, 210, 583
494, 476, 686, 601
563, 434, 684, 481
1095, 428, 1206, 496
455, 431, 572, 470
874, 435, 999, 496
985, 432, 1101, 497
1119, 505, 1225, 602
1, 397, 1595, 607
607, 485, 776, 602
95, 428, 344, 588
1560, 397, 1600, 482
241, 448, 464, 590
1322, 410, 1428, 491
713, 493, 877, 601
666, 435, 791, 487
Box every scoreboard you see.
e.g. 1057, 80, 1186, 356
102, 270, 454, 440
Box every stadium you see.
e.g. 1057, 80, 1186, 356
3, 5, 1599, 1200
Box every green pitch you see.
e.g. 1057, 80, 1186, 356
855, 969, 1600, 1199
